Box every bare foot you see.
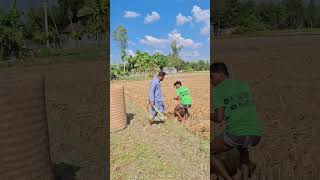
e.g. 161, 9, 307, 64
148, 118, 153, 127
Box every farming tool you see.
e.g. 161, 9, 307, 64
152, 104, 167, 121
146, 100, 167, 122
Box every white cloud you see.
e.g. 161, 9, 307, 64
140, 30, 202, 49
176, 13, 192, 26
181, 50, 200, 60
128, 41, 136, 46
126, 49, 135, 56
168, 30, 202, 49
124, 11, 140, 18
191, 5, 209, 23
140, 35, 168, 48
144, 11, 160, 23
154, 49, 164, 54
201, 22, 210, 35
181, 50, 209, 61
191, 5, 210, 35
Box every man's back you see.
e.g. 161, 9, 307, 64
213, 79, 262, 136
148, 77, 163, 102
176, 86, 192, 105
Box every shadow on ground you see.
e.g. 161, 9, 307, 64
127, 113, 135, 124
53, 162, 81, 180
151, 120, 166, 125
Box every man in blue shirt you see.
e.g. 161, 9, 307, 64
148, 72, 166, 125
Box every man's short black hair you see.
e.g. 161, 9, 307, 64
158, 71, 166, 77
210, 62, 229, 77
174, 81, 181, 86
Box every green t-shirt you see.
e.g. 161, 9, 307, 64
176, 86, 192, 105
212, 79, 263, 136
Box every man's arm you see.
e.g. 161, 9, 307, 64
148, 81, 156, 105
211, 107, 225, 123
174, 89, 180, 100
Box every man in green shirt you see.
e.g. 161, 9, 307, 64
211, 63, 263, 180
174, 81, 192, 123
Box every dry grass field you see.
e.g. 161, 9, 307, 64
119, 72, 210, 137
0, 61, 107, 180
213, 34, 320, 179
110, 72, 211, 179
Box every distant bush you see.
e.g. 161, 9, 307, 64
37, 48, 62, 57
213, 0, 320, 35
184, 66, 193, 72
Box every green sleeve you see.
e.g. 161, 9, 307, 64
213, 87, 224, 109
176, 89, 180, 96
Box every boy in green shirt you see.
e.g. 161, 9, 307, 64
174, 81, 192, 123
211, 63, 263, 180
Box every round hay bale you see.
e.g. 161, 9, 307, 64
110, 85, 127, 132
0, 75, 54, 180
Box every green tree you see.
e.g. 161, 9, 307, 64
224, 0, 241, 28
78, 0, 107, 58
170, 40, 182, 59
71, 31, 81, 48
307, 0, 316, 28
135, 51, 160, 77
213, 0, 227, 36
282, 0, 304, 28
273, 3, 290, 30
0, 0, 25, 60
169, 40, 183, 71
126, 55, 137, 73
153, 52, 168, 69
237, 13, 265, 33
25, 5, 66, 48
198, 60, 206, 70
112, 25, 128, 73
58, 0, 85, 27
110, 63, 119, 80
213, 0, 320, 34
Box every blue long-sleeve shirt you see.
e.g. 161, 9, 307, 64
148, 77, 163, 102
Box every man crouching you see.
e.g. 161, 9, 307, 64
173, 81, 192, 123
211, 62, 263, 180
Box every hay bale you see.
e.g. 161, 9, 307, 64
0, 75, 53, 180
110, 85, 127, 132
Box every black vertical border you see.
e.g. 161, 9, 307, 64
210, 0, 214, 178
105, 0, 111, 179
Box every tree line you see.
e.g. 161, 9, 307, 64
213, 0, 320, 35
111, 25, 209, 80
111, 51, 209, 80
0, 0, 107, 60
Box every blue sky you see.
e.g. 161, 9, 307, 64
110, 0, 210, 64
